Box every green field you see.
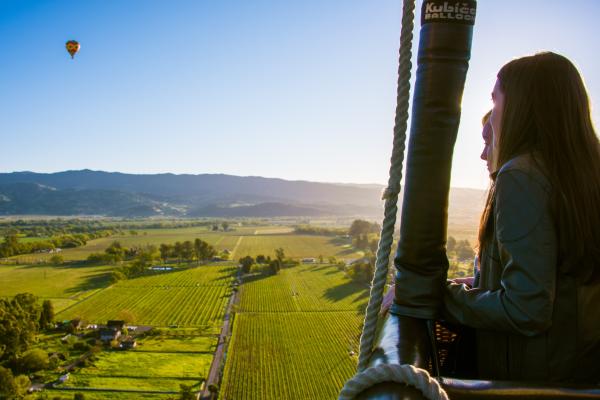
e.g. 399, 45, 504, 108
58, 265, 236, 331
0, 221, 481, 399
0, 263, 113, 311
54, 333, 214, 397
9, 225, 365, 264
220, 263, 368, 400
230, 234, 362, 260
46, 391, 172, 400
237, 264, 368, 313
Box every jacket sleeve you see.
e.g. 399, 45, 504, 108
442, 169, 557, 336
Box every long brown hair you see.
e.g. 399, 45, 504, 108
478, 52, 600, 282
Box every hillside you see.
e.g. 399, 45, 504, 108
0, 170, 485, 220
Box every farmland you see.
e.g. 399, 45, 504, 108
58, 265, 236, 331
0, 219, 479, 399
220, 263, 369, 399
9, 225, 364, 264
56, 331, 216, 397
0, 263, 113, 311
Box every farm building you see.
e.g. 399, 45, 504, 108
99, 328, 121, 342
301, 258, 317, 264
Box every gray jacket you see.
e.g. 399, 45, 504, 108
443, 154, 600, 383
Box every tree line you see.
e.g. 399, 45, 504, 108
0, 294, 55, 399
0, 231, 114, 259
85, 239, 218, 283
239, 248, 289, 275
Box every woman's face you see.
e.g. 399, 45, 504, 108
489, 78, 505, 171
480, 121, 493, 174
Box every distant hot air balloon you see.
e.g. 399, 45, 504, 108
65, 40, 80, 59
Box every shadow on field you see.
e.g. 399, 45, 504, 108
64, 271, 112, 295
310, 264, 338, 272
16, 260, 91, 269
324, 281, 367, 303
337, 247, 359, 256
328, 237, 352, 246
241, 272, 272, 284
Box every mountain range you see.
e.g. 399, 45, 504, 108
0, 170, 485, 220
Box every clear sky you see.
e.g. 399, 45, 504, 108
1, 0, 598, 189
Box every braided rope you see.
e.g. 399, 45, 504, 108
339, 364, 448, 400
355, 0, 415, 374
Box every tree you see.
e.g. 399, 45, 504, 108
355, 234, 369, 250
348, 220, 373, 239
105, 241, 125, 261
181, 241, 194, 262
194, 239, 216, 262
49, 254, 64, 265
0, 233, 19, 258
0, 366, 17, 399
221, 222, 229, 231
275, 248, 285, 264
173, 242, 183, 263
110, 270, 127, 284
369, 238, 379, 253
0, 293, 41, 361
13, 375, 30, 398
74, 393, 85, 400
455, 240, 475, 262
347, 259, 375, 284
159, 243, 171, 263
19, 348, 49, 373
255, 254, 266, 264
447, 236, 457, 253
268, 259, 281, 275
39, 300, 55, 328
239, 256, 254, 274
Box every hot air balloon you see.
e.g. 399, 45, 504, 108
65, 40, 80, 59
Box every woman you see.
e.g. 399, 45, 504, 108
443, 52, 600, 383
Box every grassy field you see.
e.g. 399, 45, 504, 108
8, 225, 369, 265
237, 264, 368, 313
55, 333, 215, 397
58, 265, 236, 331
230, 234, 362, 260
46, 391, 172, 399
0, 220, 481, 400
0, 263, 114, 312
220, 263, 368, 400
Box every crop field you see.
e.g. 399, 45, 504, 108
58, 265, 236, 330
0, 264, 113, 311
237, 264, 368, 313
221, 263, 369, 400
221, 312, 363, 400
231, 234, 362, 260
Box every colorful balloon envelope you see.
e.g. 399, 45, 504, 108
66, 40, 80, 59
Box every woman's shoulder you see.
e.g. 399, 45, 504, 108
493, 153, 554, 242
497, 153, 551, 192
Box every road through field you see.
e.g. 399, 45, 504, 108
201, 269, 240, 399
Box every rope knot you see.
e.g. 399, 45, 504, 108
382, 184, 401, 200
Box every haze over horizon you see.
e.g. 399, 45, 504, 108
1, 0, 599, 189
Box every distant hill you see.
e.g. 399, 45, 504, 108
0, 170, 485, 220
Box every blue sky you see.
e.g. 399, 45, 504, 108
1, 0, 599, 189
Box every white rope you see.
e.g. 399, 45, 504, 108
338, 364, 448, 400
355, 0, 415, 373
